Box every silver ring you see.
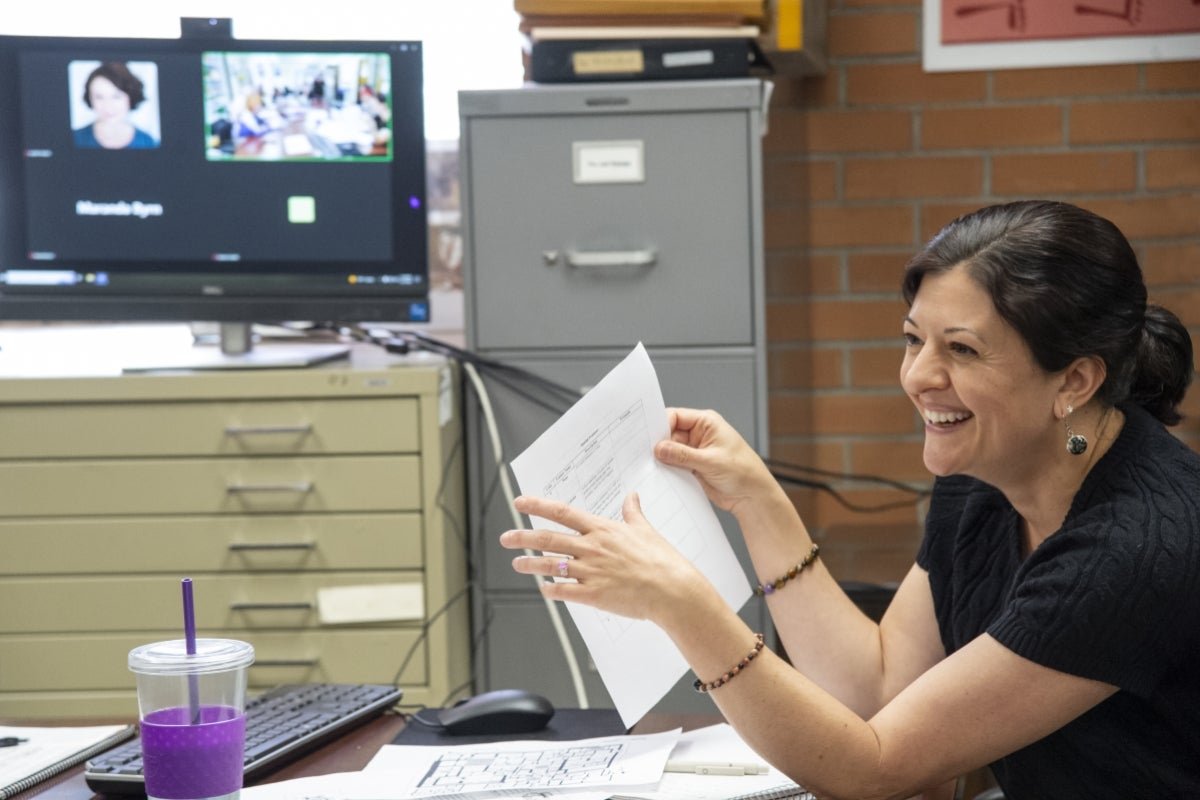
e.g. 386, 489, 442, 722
557, 559, 569, 578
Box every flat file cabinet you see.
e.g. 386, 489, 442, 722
459, 79, 770, 712
0, 345, 469, 718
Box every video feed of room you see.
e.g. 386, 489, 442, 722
202, 51, 392, 161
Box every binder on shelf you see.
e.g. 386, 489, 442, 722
515, 0, 766, 17
529, 37, 771, 83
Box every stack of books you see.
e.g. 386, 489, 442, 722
515, 0, 772, 83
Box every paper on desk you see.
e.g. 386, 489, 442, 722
238, 728, 677, 800
364, 728, 677, 797
509, 343, 752, 727
615, 724, 808, 800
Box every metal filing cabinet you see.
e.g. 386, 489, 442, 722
459, 79, 771, 713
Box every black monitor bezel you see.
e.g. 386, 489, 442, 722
0, 32, 430, 324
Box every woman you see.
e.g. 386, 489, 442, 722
74, 62, 157, 150
500, 201, 1199, 798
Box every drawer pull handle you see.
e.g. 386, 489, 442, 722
228, 541, 317, 552
225, 424, 314, 436
251, 659, 319, 668
564, 248, 657, 269
230, 602, 314, 611
226, 482, 314, 494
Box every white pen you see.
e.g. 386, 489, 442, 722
664, 760, 769, 776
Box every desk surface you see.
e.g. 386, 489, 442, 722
10, 713, 706, 800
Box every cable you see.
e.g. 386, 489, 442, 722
765, 458, 930, 496
392, 584, 472, 687
770, 472, 930, 513
461, 360, 590, 709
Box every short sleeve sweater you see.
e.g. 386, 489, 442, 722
917, 404, 1200, 798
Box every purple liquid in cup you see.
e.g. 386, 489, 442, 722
141, 705, 246, 800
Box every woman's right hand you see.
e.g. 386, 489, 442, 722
655, 407, 777, 515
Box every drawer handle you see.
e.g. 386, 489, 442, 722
564, 248, 657, 269
228, 541, 317, 552
226, 482, 314, 494
230, 602, 314, 611
225, 424, 314, 436
251, 659, 319, 668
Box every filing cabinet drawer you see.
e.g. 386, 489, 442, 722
465, 108, 756, 350
0, 629, 427, 692
0, 572, 425, 633
0, 397, 419, 458
0, 513, 423, 575
0, 455, 421, 516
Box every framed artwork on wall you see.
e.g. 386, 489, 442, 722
923, 0, 1200, 71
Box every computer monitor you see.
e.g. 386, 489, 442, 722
0, 23, 429, 368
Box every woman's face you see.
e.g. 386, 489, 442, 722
87, 76, 131, 123
900, 265, 1061, 486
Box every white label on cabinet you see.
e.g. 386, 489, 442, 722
662, 49, 716, 68
573, 140, 645, 184
317, 583, 424, 624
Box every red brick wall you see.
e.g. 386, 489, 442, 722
762, 1, 1200, 583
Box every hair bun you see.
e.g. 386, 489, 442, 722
1131, 304, 1194, 426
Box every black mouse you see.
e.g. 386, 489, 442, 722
437, 688, 555, 736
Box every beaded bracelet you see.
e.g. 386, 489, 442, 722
754, 543, 820, 596
692, 633, 765, 693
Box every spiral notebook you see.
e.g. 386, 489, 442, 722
0, 723, 136, 799
610, 723, 813, 800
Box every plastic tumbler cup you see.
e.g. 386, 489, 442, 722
129, 638, 255, 800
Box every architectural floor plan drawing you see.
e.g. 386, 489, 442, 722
417, 742, 625, 794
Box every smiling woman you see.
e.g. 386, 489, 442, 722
500, 200, 1200, 799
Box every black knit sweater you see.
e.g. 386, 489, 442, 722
917, 404, 1200, 798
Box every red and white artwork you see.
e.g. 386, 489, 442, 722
942, 0, 1200, 44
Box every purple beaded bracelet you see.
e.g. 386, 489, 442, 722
693, 633, 766, 693
754, 543, 820, 596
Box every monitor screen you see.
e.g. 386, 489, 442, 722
0, 31, 430, 328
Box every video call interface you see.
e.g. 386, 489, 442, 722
6, 39, 427, 289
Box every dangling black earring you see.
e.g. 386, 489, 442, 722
1065, 404, 1088, 456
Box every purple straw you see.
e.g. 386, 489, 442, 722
182, 578, 197, 655
182, 578, 200, 723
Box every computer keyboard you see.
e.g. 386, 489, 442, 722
84, 683, 403, 796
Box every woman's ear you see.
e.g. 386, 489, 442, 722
1056, 355, 1108, 413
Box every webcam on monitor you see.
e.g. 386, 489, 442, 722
181, 17, 233, 40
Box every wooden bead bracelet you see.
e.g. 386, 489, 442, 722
754, 543, 820, 596
693, 633, 765, 693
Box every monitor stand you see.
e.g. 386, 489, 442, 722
121, 322, 351, 373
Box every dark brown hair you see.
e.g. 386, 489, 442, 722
82, 62, 146, 109
902, 200, 1193, 426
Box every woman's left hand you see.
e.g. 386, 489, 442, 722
500, 492, 712, 626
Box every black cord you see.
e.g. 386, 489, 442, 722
766, 457, 929, 496
391, 583, 472, 686
772, 472, 930, 513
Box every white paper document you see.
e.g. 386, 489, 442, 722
240, 729, 680, 800
615, 723, 811, 800
509, 343, 752, 727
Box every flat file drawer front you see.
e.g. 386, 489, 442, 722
0, 397, 419, 458
0, 513, 423, 575
0, 572, 426, 633
0, 690, 143, 719
0, 455, 421, 516
0, 629, 425, 692
467, 111, 755, 350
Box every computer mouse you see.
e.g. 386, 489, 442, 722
437, 688, 555, 736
